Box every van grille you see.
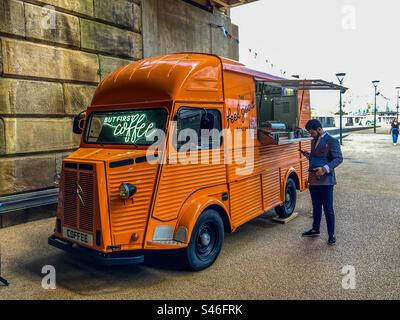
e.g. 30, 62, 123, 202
78, 172, 95, 232
63, 163, 95, 233
64, 171, 78, 227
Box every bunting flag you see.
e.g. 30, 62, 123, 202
210, 24, 239, 44
246, 47, 292, 76
221, 27, 239, 44
209, 23, 293, 77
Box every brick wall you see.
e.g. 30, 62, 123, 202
0, 0, 142, 196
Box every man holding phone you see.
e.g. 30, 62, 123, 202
300, 119, 343, 245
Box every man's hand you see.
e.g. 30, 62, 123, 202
299, 149, 310, 159
314, 167, 327, 176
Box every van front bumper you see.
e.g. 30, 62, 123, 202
48, 235, 144, 266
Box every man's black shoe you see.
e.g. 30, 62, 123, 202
328, 235, 336, 245
302, 229, 320, 237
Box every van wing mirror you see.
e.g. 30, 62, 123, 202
73, 114, 85, 134
79, 118, 85, 130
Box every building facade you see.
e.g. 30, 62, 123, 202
0, 0, 241, 226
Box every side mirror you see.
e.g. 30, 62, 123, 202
73, 114, 85, 134
79, 118, 85, 130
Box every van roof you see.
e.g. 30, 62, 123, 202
91, 53, 286, 107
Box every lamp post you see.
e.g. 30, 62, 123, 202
336, 73, 346, 145
372, 80, 380, 133
396, 86, 400, 121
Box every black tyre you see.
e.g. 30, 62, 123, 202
182, 209, 224, 271
275, 178, 297, 218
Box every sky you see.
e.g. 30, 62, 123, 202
231, 0, 400, 115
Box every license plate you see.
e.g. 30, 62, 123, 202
63, 227, 93, 246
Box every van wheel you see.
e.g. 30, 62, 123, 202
275, 178, 297, 218
182, 209, 224, 271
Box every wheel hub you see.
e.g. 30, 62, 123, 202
200, 232, 211, 247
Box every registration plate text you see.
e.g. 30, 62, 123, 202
63, 227, 93, 246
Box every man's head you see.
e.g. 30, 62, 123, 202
305, 119, 324, 139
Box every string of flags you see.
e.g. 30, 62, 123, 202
210, 23, 239, 44
248, 48, 288, 76
209, 24, 292, 77
221, 26, 239, 44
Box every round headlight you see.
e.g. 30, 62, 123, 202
119, 183, 130, 200
119, 182, 137, 200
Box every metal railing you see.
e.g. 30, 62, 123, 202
325, 125, 374, 139
0, 188, 59, 214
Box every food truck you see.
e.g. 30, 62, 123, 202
48, 53, 346, 270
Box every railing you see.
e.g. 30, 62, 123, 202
0, 188, 59, 214
325, 125, 375, 139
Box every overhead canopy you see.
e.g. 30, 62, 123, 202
256, 79, 348, 92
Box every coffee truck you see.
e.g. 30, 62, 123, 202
49, 53, 346, 270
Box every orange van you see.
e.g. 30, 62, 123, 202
49, 53, 345, 270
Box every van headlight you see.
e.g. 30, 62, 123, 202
119, 182, 137, 200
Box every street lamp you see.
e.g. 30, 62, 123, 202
396, 86, 400, 121
372, 80, 380, 133
336, 73, 346, 145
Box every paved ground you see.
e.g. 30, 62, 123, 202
0, 127, 399, 300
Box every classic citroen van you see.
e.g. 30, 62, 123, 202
49, 53, 345, 270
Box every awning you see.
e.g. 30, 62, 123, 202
256, 79, 348, 92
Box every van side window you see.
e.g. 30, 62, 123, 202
174, 108, 222, 151
255, 81, 298, 132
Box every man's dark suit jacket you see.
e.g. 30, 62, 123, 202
308, 133, 343, 186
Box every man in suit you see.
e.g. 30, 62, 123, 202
300, 119, 343, 245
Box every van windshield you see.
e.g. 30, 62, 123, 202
84, 109, 168, 146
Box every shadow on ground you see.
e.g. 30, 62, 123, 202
13, 248, 192, 297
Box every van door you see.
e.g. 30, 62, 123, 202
152, 104, 227, 222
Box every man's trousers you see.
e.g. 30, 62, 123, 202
309, 185, 335, 236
